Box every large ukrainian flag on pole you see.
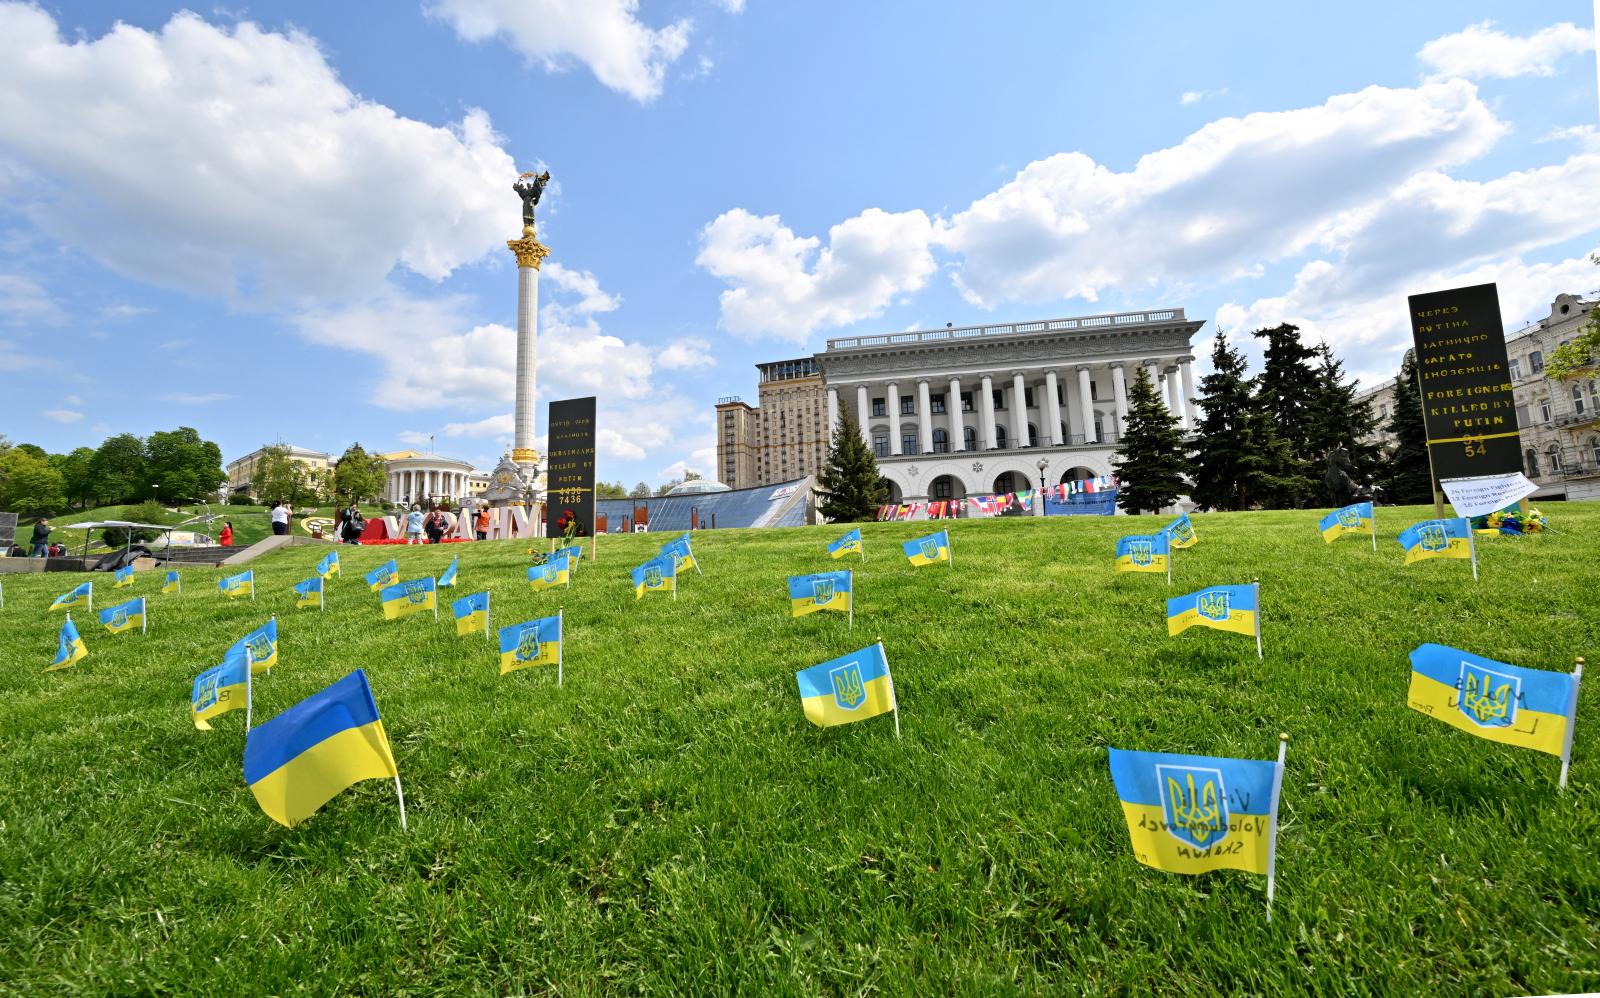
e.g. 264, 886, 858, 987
528, 553, 571, 592
191, 655, 251, 731
242, 670, 405, 829
219, 570, 254, 600
1319, 501, 1375, 548
49, 582, 91, 612
1162, 513, 1197, 549
829, 528, 863, 561
46, 615, 87, 671
631, 553, 677, 600
788, 570, 852, 625
1115, 533, 1170, 579
365, 559, 399, 592
1108, 738, 1289, 918
381, 577, 438, 621
498, 613, 563, 683
795, 642, 898, 735
1398, 517, 1476, 578
903, 529, 951, 567
1168, 584, 1260, 658
1408, 643, 1585, 787
98, 596, 148, 635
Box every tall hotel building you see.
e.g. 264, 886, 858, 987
716, 308, 1205, 502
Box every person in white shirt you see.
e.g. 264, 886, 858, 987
270, 501, 290, 536
405, 505, 425, 545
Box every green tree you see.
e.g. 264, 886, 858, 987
1305, 344, 1381, 499
629, 481, 652, 498
88, 433, 148, 504
253, 445, 319, 505
49, 447, 97, 511
816, 420, 887, 522
596, 481, 628, 500
1253, 323, 1321, 506
145, 426, 226, 502
14, 443, 48, 460
0, 449, 67, 517
101, 499, 169, 549
1189, 330, 1280, 511
331, 443, 389, 504
1384, 351, 1433, 504
1113, 367, 1189, 515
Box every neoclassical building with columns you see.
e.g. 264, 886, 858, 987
818, 308, 1205, 503
381, 450, 478, 505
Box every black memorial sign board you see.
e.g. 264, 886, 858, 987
1406, 282, 1523, 483
545, 396, 597, 537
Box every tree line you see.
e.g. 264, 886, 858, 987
0, 427, 226, 517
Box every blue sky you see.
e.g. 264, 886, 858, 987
2, 1, 1597, 487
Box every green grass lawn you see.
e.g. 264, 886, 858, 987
38, 502, 391, 552
1, 505, 1596, 993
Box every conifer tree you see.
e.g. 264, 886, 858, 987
817, 419, 888, 522
1253, 323, 1321, 506
1305, 344, 1381, 497
1190, 330, 1279, 511
1113, 367, 1189, 515
1384, 350, 1433, 504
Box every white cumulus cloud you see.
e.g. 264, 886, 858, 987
0, 274, 64, 325
1418, 20, 1593, 81
43, 408, 82, 423
657, 336, 715, 369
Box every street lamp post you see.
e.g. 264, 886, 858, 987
1036, 457, 1048, 493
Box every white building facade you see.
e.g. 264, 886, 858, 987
820, 309, 1205, 503
382, 451, 477, 505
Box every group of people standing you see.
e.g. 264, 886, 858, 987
331, 501, 492, 545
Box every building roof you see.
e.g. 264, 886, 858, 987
380, 449, 424, 460
665, 479, 732, 496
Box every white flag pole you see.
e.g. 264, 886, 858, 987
268, 615, 276, 675
1253, 581, 1262, 660
484, 590, 492, 641
393, 770, 408, 831
1369, 505, 1377, 552
1266, 732, 1288, 923
880, 640, 900, 740
946, 531, 954, 568
250, 573, 256, 601
245, 647, 254, 731
142, 597, 148, 634
557, 606, 564, 688
848, 570, 854, 630
432, 580, 438, 622
1560, 657, 1584, 790
1465, 519, 1478, 581
692, 540, 702, 576
320, 581, 325, 612
88, 584, 93, 613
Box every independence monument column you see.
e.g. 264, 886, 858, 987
508, 170, 552, 476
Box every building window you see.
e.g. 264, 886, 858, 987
1509, 358, 1521, 380
1547, 444, 1563, 472
1026, 422, 1039, 446
1540, 398, 1552, 423
1378, 404, 1388, 419
872, 434, 888, 458
901, 432, 919, 455
1024, 387, 1035, 408
932, 428, 950, 453
871, 398, 886, 417
900, 397, 916, 416
1530, 350, 1544, 374
960, 391, 974, 413
993, 389, 1006, 411
1591, 436, 1600, 468
1090, 380, 1100, 401
994, 425, 1008, 449
963, 426, 977, 450
931, 393, 946, 414
1575, 385, 1587, 415
932, 478, 953, 500
1526, 448, 1540, 477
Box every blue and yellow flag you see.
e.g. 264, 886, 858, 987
453, 591, 489, 637
631, 553, 677, 600
227, 618, 279, 674
1398, 518, 1473, 565
902, 529, 950, 567
1115, 533, 1170, 574
46, 615, 87, 671
98, 596, 147, 635
438, 556, 458, 589
498, 614, 562, 676
1162, 513, 1197, 549
557, 544, 584, 566
1168, 584, 1258, 639
660, 534, 697, 573
1108, 745, 1286, 876
380, 577, 437, 621
294, 577, 324, 610
828, 528, 863, 560
113, 565, 135, 589
528, 554, 571, 592
1408, 643, 1580, 759
162, 569, 182, 594
191, 655, 250, 730
365, 559, 399, 591
796, 643, 897, 730
49, 581, 91, 612
1319, 501, 1373, 544
316, 551, 340, 580
219, 570, 254, 599
242, 669, 400, 828
789, 570, 852, 619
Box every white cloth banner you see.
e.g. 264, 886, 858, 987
1439, 472, 1539, 518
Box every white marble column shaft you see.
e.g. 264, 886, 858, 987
1011, 372, 1029, 448
1077, 366, 1097, 444
1111, 363, 1129, 438
980, 375, 997, 449
948, 377, 965, 452
887, 382, 903, 456
917, 380, 933, 454
1045, 370, 1063, 446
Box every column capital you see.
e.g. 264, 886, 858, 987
917, 378, 931, 387
1141, 358, 1160, 367
506, 231, 550, 270
1178, 355, 1197, 364
886, 380, 900, 390
1010, 370, 1026, 378
980, 373, 994, 384
1075, 364, 1092, 374
1108, 360, 1126, 369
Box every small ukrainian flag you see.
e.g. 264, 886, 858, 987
162, 570, 182, 594
1163, 513, 1197, 549
219, 570, 254, 599
557, 544, 584, 566
294, 577, 324, 610
1107, 742, 1287, 887
498, 613, 563, 680
452, 591, 490, 637
660, 534, 698, 574
46, 615, 87, 671
365, 559, 399, 591
1167, 584, 1260, 657
191, 655, 251, 730
317, 551, 341, 580
1319, 501, 1374, 545
828, 528, 863, 560
788, 570, 852, 623
528, 553, 571, 592
227, 618, 279, 674
631, 553, 677, 600
902, 529, 951, 567
242, 670, 403, 828
50, 581, 92, 612
113, 565, 135, 589
1398, 518, 1474, 567
1408, 643, 1583, 768
438, 556, 458, 589
1115, 534, 1170, 575
98, 596, 147, 635
380, 577, 437, 621
796, 642, 897, 733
